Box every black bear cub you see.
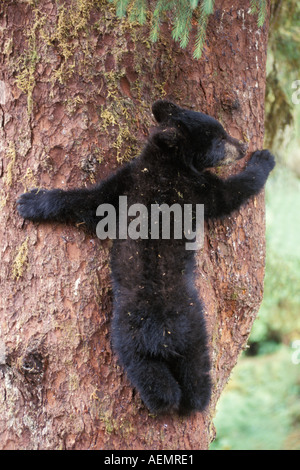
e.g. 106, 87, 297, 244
17, 100, 275, 415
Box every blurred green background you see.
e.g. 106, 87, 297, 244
211, 1, 300, 450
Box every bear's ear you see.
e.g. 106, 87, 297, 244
151, 117, 190, 150
152, 100, 181, 123
151, 127, 181, 149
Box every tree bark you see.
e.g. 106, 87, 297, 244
0, 0, 270, 450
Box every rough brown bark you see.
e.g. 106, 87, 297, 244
0, 0, 270, 450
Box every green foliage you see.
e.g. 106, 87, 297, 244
108, 0, 267, 59
250, 0, 267, 27
193, 0, 213, 59
172, 0, 194, 50
249, 166, 300, 349
211, 347, 300, 450
128, 0, 147, 23
269, 0, 300, 72
265, 0, 300, 150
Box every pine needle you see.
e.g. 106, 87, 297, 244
109, 0, 268, 57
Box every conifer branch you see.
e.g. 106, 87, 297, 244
108, 0, 268, 59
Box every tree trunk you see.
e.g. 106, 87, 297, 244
0, 0, 270, 450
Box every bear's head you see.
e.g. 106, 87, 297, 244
151, 100, 247, 171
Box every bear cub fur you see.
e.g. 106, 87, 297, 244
17, 100, 275, 415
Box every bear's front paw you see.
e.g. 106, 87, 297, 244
17, 188, 49, 221
248, 149, 275, 173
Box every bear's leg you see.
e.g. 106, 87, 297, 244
17, 186, 107, 232
176, 347, 212, 415
124, 355, 182, 414
204, 149, 275, 219
17, 187, 96, 226
16, 164, 131, 231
